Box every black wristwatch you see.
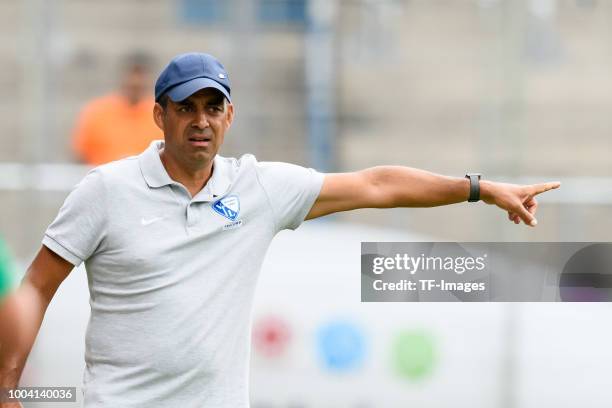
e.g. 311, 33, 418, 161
465, 173, 481, 202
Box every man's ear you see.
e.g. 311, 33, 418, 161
153, 103, 165, 132
225, 102, 234, 129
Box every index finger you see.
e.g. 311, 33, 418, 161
530, 181, 561, 196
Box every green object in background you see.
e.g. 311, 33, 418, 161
392, 330, 436, 381
0, 237, 15, 300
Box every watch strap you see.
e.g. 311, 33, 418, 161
465, 173, 481, 202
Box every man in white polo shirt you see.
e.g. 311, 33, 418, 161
0, 52, 560, 407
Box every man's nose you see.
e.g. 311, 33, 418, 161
192, 110, 209, 129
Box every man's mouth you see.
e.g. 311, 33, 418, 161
188, 135, 212, 147
188, 135, 211, 142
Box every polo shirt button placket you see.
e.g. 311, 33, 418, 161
186, 203, 198, 230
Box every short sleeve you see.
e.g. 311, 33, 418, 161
42, 169, 108, 266
254, 160, 325, 232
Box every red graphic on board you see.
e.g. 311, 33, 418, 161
252, 315, 291, 358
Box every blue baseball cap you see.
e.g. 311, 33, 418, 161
154, 52, 231, 103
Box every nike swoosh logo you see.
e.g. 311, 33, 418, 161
141, 216, 165, 226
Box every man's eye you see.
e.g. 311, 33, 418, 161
178, 106, 192, 112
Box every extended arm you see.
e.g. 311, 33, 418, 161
306, 166, 560, 226
0, 246, 72, 398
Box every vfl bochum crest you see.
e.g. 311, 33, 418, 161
212, 195, 240, 221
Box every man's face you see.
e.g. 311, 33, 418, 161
153, 88, 234, 169
121, 67, 150, 105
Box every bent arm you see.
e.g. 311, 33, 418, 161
0, 246, 72, 390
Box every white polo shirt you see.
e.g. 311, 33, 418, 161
42, 140, 324, 408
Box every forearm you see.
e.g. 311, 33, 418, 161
0, 280, 51, 388
365, 166, 492, 208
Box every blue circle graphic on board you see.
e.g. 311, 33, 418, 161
317, 320, 366, 372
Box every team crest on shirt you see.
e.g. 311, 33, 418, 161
212, 195, 240, 221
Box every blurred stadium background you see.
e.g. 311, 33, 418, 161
1, 0, 611, 407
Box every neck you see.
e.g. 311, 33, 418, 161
159, 148, 213, 197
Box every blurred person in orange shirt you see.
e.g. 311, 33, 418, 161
72, 51, 162, 165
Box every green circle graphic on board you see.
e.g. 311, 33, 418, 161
392, 330, 436, 380
0, 237, 15, 300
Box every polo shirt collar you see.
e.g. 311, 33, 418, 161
139, 140, 233, 198
139, 140, 173, 188
205, 156, 233, 198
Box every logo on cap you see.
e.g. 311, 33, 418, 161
219, 73, 226, 79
